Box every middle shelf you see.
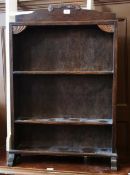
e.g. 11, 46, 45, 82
15, 116, 112, 125
13, 71, 114, 75
13, 74, 113, 124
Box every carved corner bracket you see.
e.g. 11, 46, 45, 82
13, 26, 27, 34
98, 24, 114, 33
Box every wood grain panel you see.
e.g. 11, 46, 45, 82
13, 25, 113, 72
117, 122, 128, 160
116, 19, 128, 106
14, 75, 112, 119
14, 125, 112, 151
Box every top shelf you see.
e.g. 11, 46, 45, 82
13, 71, 114, 75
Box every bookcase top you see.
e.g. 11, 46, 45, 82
12, 6, 117, 25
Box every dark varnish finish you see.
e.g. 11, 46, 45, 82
8, 7, 118, 170
13, 75, 112, 120
14, 125, 112, 155
14, 8, 116, 24
13, 25, 113, 72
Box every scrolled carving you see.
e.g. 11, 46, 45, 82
48, 4, 81, 12
98, 24, 114, 33
13, 26, 27, 34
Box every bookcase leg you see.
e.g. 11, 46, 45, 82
84, 156, 89, 163
7, 153, 16, 167
111, 156, 117, 171
16, 154, 22, 164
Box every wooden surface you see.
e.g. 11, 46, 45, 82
13, 25, 114, 71
0, 0, 130, 167
15, 117, 113, 125
14, 9, 116, 23
13, 125, 112, 155
14, 75, 113, 119
8, 9, 117, 167
0, 151, 129, 175
96, 3, 130, 162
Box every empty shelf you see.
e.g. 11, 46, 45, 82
13, 71, 114, 75
15, 116, 112, 125
10, 147, 116, 157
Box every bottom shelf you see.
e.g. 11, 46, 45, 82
11, 147, 116, 157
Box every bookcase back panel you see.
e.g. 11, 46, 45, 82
14, 75, 112, 119
13, 25, 113, 71
14, 125, 112, 151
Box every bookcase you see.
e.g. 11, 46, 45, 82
7, 7, 118, 170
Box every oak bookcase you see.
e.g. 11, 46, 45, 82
7, 7, 118, 170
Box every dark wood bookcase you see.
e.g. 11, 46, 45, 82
7, 7, 118, 170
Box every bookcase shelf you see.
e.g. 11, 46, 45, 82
8, 8, 118, 170
15, 116, 113, 125
10, 147, 115, 157
13, 71, 114, 75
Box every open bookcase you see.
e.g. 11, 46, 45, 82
7, 7, 118, 170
